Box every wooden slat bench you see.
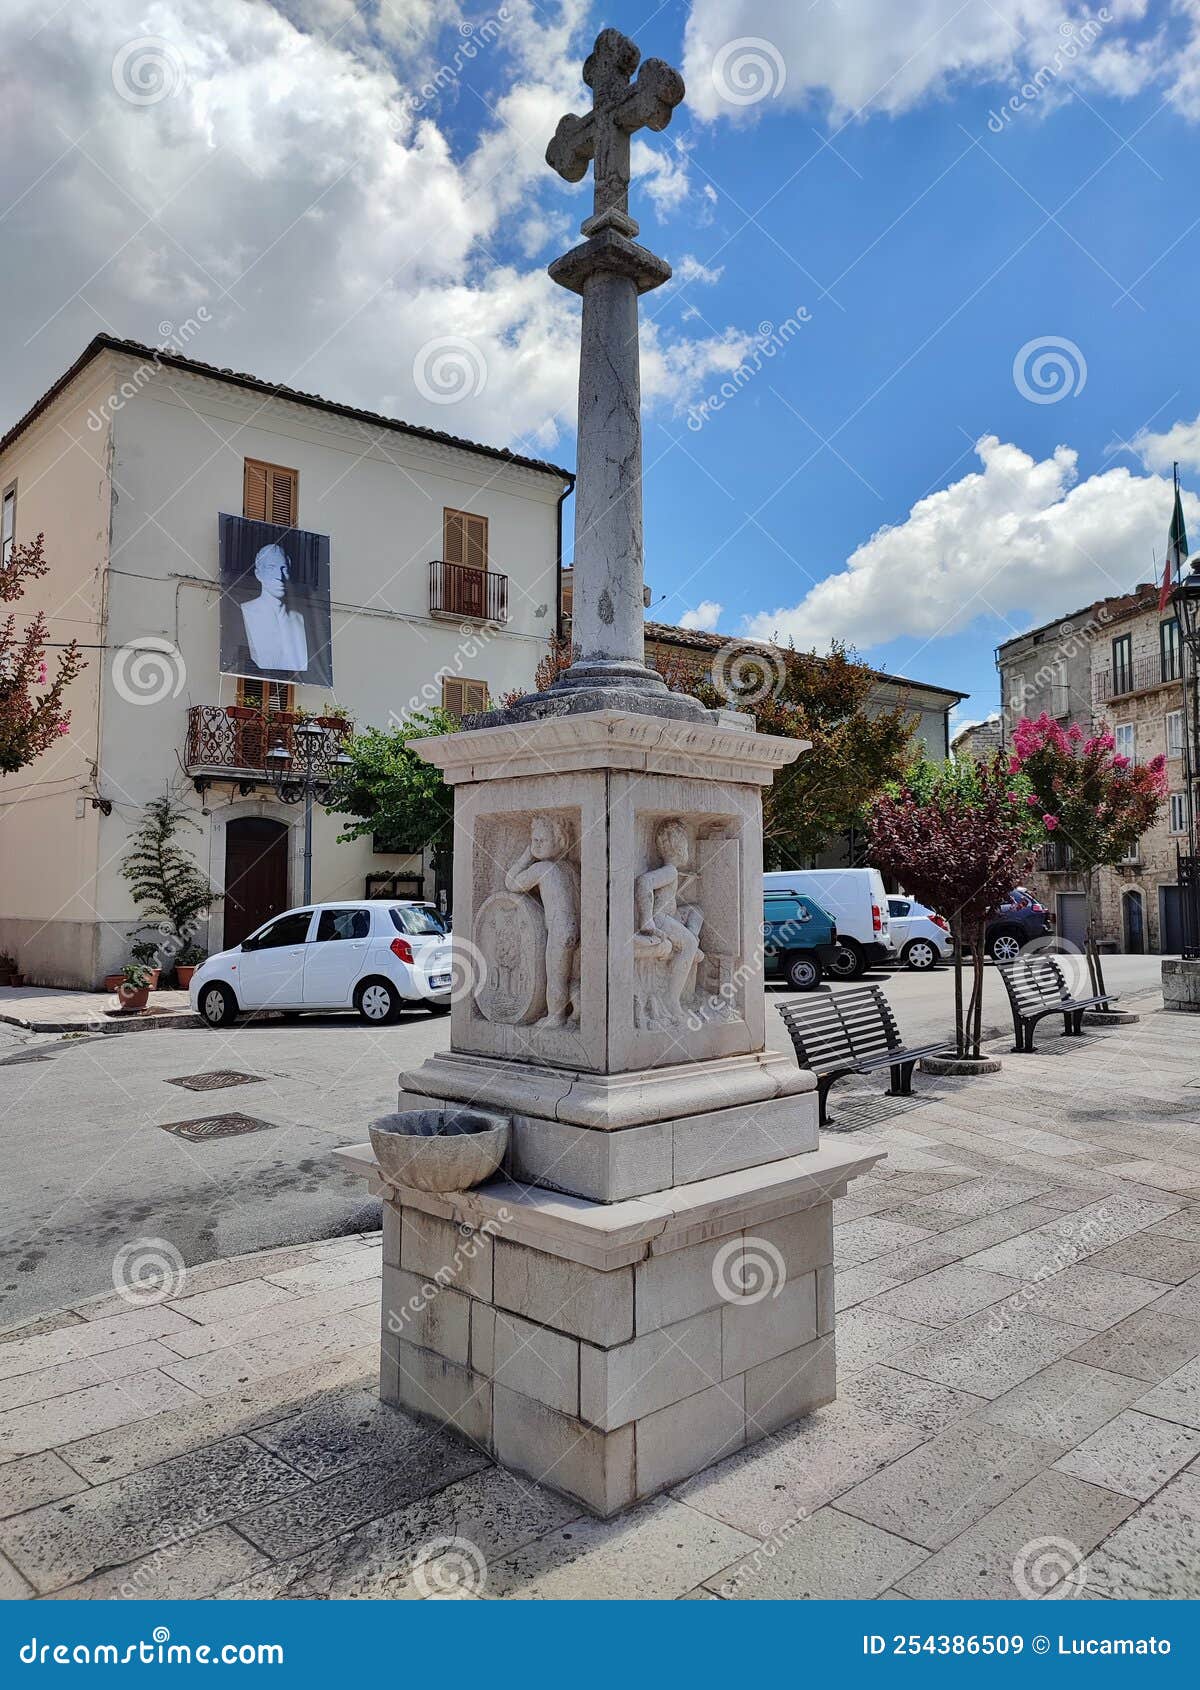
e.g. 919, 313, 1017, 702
996, 955, 1117, 1053
777, 985, 955, 1126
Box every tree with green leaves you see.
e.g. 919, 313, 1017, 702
328, 708, 458, 883
121, 790, 221, 973
1, 532, 84, 774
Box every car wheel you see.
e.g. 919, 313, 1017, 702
989, 931, 1022, 963
198, 983, 237, 1028
826, 940, 864, 981
425, 998, 452, 1015
903, 939, 938, 972
785, 953, 822, 991
356, 979, 401, 1025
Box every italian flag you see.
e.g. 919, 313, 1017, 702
1161, 462, 1189, 612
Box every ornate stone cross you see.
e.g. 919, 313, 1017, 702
547, 28, 684, 225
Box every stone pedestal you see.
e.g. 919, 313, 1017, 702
335, 1140, 880, 1517
1162, 956, 1200, 1012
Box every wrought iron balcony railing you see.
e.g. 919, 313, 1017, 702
1094, 653, 1180, 702
1040, 840, 1074, 871
184, 706, 347, 780
429, 559, 508, 623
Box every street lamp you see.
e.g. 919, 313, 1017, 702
1172, 559, 1200, 957
265, 721, 353, 904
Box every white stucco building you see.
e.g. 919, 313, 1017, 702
0, 336, 572, 986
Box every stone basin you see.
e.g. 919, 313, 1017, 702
368, 1108, 508, 1193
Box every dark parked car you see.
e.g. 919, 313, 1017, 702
986, 888, 1053, 961
763, 891, 840, 990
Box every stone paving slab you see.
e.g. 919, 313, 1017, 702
0, 986, 197, 1034
2, 1010, 1200, 1599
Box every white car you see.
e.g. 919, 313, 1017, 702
189, 900, 454, 1027
887, 897, 953, 971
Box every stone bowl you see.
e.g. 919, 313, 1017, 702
368, 1109, 508, 1193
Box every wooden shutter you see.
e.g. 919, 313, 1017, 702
236, 678, 294, 713
244, 459, 298, 527
441, 678, 487, 717
443, 508, 487, 568
442, 678, 465, 717
464, 681, 487, 714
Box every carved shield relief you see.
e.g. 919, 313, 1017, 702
474, 891, 548, 1025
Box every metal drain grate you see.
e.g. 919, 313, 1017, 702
166, 1070, 264, 1092
160, 1112, 278, 1143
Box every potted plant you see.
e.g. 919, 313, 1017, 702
117, 963, 151, 1012
122, 790, 221, 989
174, 944, 206, 989
130, 941, 162, 990
0, 953, 19, 987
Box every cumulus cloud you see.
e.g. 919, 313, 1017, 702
683, 0, 1166, 124
0, 0, 741, 453
1133, 410, 1200, 474
742, 434, 1198, 652
678, 599, 724, 631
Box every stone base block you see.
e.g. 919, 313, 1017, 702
1162, 957, 1200, 1013
1082, 1009, 1140, 1026
343, 1139, 881, 1517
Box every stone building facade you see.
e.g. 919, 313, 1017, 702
994, 583, 1192, 954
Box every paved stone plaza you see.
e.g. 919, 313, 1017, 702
2, 1003, 1200, 1599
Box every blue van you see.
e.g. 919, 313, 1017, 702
763, 891, 839, 991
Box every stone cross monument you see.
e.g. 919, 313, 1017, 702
339, 26, 882, 1519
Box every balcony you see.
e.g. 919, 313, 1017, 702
1094, 654, 1180, 702
185, 706, 348, 787
429, 559, 507, 624
1040, 840, 1074, 872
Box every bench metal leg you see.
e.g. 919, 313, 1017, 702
888, 1060, 916, 1097
1021, 1018, 1038, 1053
817, 1075, 835, 1128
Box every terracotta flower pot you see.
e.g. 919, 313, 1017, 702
103, 973, 124, 993
176, 965, 196, 988
118, 986, 150, 1012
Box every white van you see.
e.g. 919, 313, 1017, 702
761, 868, 895, 980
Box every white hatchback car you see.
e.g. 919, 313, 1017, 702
189, 900, 454, 1027
887, 897, 954, 971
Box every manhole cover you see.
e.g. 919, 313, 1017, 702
160, 1113, 278, 1143
166, 1070, 264, 1092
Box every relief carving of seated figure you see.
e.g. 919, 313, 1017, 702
634, 817, 704, 1027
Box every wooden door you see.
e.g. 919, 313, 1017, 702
224, 818, 290, 948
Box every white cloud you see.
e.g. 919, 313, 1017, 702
632, 137, 693, 212
674, 254, 724, 286
683, 0, 1163, 124
0, 0, 740, 454
1133, 410, 1200, 474
678, 599, 724, 631
742, 433, 1197, 652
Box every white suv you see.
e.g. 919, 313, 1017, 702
188, 901, 454, 1027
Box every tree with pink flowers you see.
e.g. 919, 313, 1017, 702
1008, 713, 1167, 996
1, 532, 84, 775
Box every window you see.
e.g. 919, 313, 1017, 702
315, 908, 370, 942
1007, 672, 1026, 717
1112, 633, 1133, 695
1167, 710, 1185, 758
390, 905, 447, 937
1162, 617, 1183, 683
1050, 663, 1068, 718
243, 459, 298, 527
1170, 792, 1188, 835
1114, 722, 1135, 763
442, 677, 488, 718
444, 508, 488, 572
236, 677, 295, 714
244, 910, 312, 949
1, 484, 14, 568
888, 899, 910, 918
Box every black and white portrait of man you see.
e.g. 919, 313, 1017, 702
218, 514, 333, 687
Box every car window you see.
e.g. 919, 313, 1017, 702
246, 910, 312, 950
316, 908, 370, 942
888, 900, 909, 917
764, 897, 799, 920
390, 905, 446, 936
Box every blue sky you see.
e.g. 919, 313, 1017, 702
6, 0, 1200, 727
